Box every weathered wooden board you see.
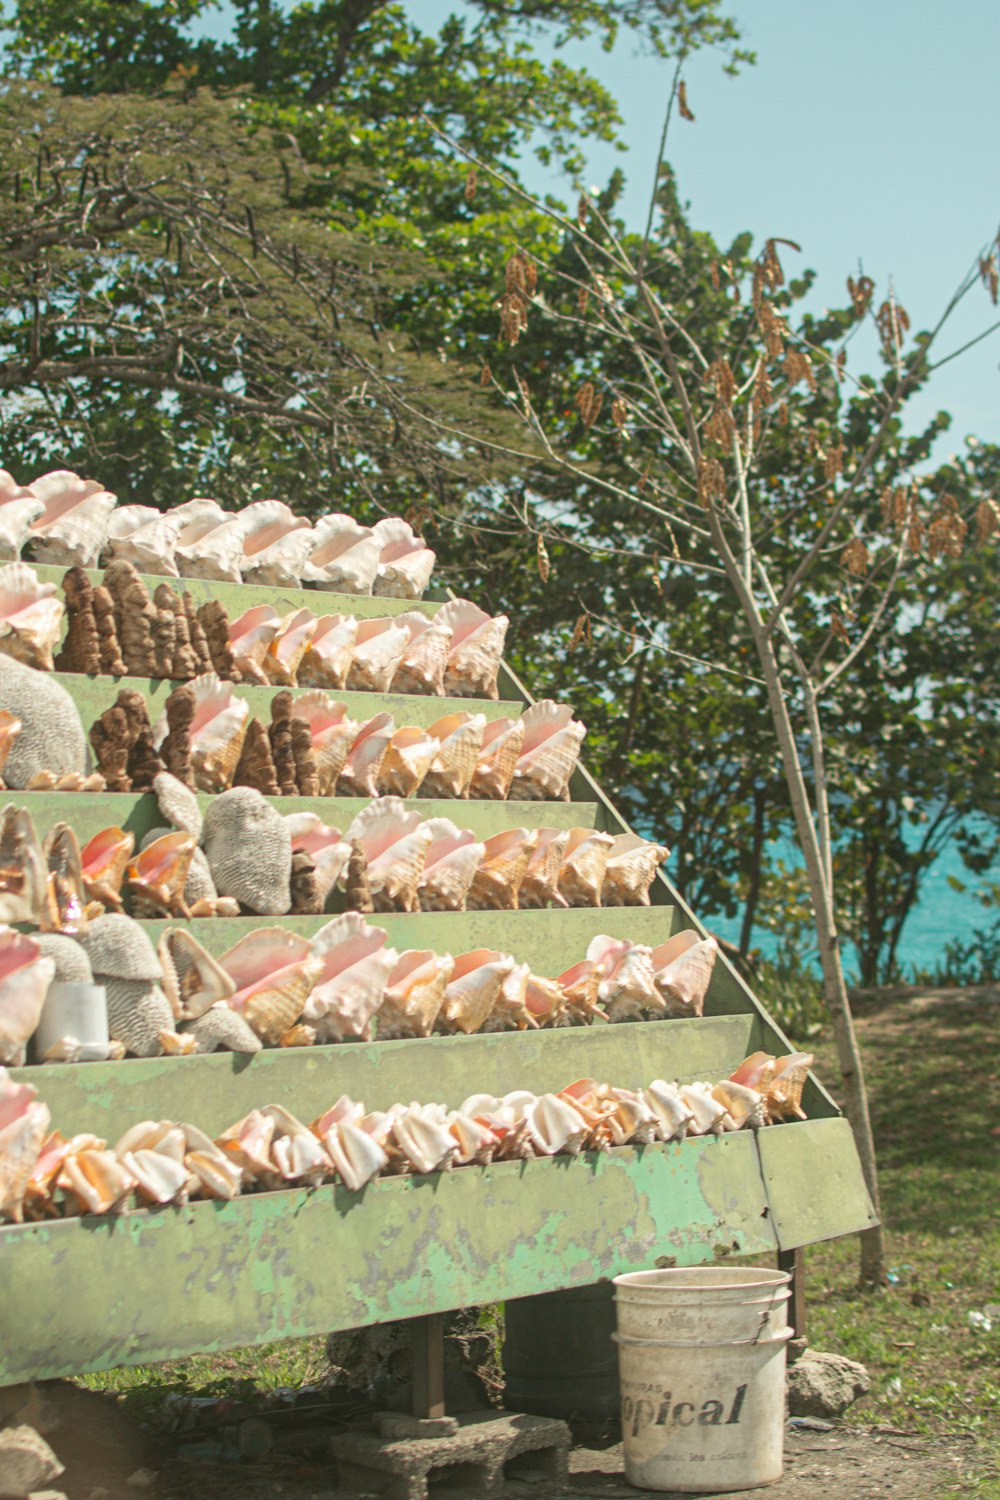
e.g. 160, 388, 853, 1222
11, 790, 603, 843
0, 1131, 780, 1384
15, 1013, 762, 1140
757, 1117, 878, 1248
31, 563, 443, 625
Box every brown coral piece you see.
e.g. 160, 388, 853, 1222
151, 605, 176, 681
232, 717, 280, 796
197, 600, 241, 682
160, 683, 196, 788
154, 584, 199, 681
56, 566, 101, 674
289, 849, 323, 914
290, 717, 319, 797
89, 705, 132, 791
344, 839, 374, 914
116, 689, 164, 791
92, 585, 127, 676
268, 691, 298, 796
183, 593, 214, 675
104, 559, 157, 677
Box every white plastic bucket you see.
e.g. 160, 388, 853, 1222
613, 1268, 792, 1493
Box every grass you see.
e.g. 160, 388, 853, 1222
77, 985, 1000, 1488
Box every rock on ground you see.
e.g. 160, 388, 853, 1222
787, 1350, 871, 1418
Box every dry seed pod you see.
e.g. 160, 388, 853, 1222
89, 706, 132, 792
91, 584, 127, 676
344, 839, 373, 914
117, 689, 164, 791
56, 566, 101, 674
183, 592, 213, 674
160, 683, 196, 788
197, 600, 240, 682
290, 717, 319, 796
289, 849, 323, 915
232, 717, 280, 796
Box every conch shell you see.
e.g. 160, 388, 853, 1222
154, 672, 249, 793
391, 612, 450, 696
469, 716, 525, 800
158, 928, 236, 1021
602, 833, 670, 906
312, 1097, 388, 1191
292, 691, 358, 794
302, 912, 398, 1042
40, 822, 89, 933
264, 607, 316, 686
519, 828, 569, 910
0, 804, 47, 924
557, 828, 614, 908
438, 949, 517, 1034
730, 1051, 813, 1122
372, 517, 436, 599
436, 599, 509, 700
302, 514, 380, 593
105, 505, 183, 576
284, 813, 351, 904
27, 470, 116, 568
377, 949, 455, 1039
125, 831, 196, 918
238, 501, 313, 587
421, 712, 486, 799
649, 931, 718, 1018
377, 726, 440, 798
297, 614, 358, 690
346, 618, 409, 693
80, 826, 135, 914
0, 929, 56, 1065
174, 502, 244, 581
587, 934, 661, 1022
510, 700, 586, 801
0, 562, 65, 671
0, 472, 44, 562
338, 712, 395, 797
228, 604, 281, 683
417, 819, 484, 912
220, 927, 323, 1045
346, 797, 434, 912
467, 828, 537, 911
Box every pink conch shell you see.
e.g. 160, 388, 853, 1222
284, 813, 352, 903
679, 1081, 730, 1136
239, 501, 313, 587
390, 612, 450, 695
260, 1105, 332, 1184
438, 948, 517, 1034
154, 672, 250, 792
57, 1137, 136, 1215
519, 828, 569, 910
524, 1094, 589, 1155
106, 505, 183, 576
220, 927, 323, 1045
524, 972, 569, 1027
228, 604, 281, 683
80, 826, 135, 913
302, 514, 380, 593
558, 828, 614, 907
0, 804, 47, 924
417, 819, 484, 912
421, 712, 486, 799
346, 618, 409, 693
0, 473, 45, 561
391, 1103, 458, 1173
345, 797, 434, 912
377, 726, 440, 798
378, 949, 455, 1039
0, 1068, 51, 1222
711, 1079, 768, 1131
124, 831, 196, 917
0, 563, 65, 671
586, 934, 661, 1022
303, 912, 398, 1041
292, 691, 358, 794
643, 1080, 695, 1142
469, 715, 525, 800
312, 1097, 389, 1190
602, 833, 670, 906
27, 470, 116, 568
40, 821, 89, 933
172, 499, 238, 579
297, 614, 358, 690
649, 930, 718, 1018
729, 1051, 813, 1122
158, 927, 236, 1021
478, 959, 535, 1032
510, 700, 586, 801
263, 607, 316, 686
115, 1120, 192, 1205
0, 927, 56, 1064
372, 517, 436, 600
436, 599, 509, 700
338, 712, 395, 797
467, 827, 537, 911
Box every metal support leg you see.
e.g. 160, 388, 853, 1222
778, 1247, 806, 1341
411, 1313, 446, 1420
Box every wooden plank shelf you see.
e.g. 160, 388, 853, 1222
13, 1013, 761, 1140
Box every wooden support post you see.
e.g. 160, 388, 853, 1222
411, 1313, 446, 1420
777, 1247, 806, 1341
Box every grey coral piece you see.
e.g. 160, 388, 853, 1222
185, 846, 218, 904
33, 933, 93, 984
103, 977, 174, 1057
77, 912, 163, 982
0, 655, 87, 787
153, 771, 203, 839
183, 1004, 262, 1054
201, 786, 292, 915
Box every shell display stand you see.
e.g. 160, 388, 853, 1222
2, 562, 877, 1497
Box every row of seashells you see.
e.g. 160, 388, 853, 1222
0, 913, 719, 1064
0, 1050, 813, 1222
0, 559, 508, 700
0, 471, 436, 596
